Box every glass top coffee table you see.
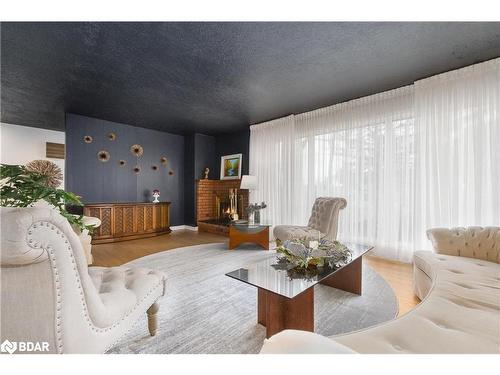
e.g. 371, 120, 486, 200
226, 243, 373, 338
228, 221, 272, 250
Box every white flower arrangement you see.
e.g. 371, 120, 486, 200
275, 237, 352, 270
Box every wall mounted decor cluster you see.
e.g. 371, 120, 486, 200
83, 133, 174, 176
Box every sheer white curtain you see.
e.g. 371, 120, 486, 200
295, 86, 415, 261
249, 58, 500, 262
414, 58, 500, 251
249, 115, 296, 226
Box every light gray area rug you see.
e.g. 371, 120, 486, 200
108, 242, 398, 354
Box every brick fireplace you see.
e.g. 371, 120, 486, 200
196, 179, 249, 235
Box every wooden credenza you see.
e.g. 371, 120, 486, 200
83, 202, 171, 244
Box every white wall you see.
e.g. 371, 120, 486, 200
0, 123, 66, 187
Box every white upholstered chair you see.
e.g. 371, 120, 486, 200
273, 197, 347, 243
0, 206, 166, 353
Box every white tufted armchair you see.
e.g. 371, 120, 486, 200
273, 197, 347, 244
0, 206, 166, 353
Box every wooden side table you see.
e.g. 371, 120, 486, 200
228, 223, 270, 250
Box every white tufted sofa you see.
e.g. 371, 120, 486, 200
261, 226, 500, 354
274, 197, 347, 243
0, 206, 166, 353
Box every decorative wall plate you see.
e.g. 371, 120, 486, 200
130, 144, 144, 157
133, 166, 141, 174
119, 160, 126, 166
151, 165, 158, 171
169, 170, 174, 175
108, 132, 116, 141
83, 135, 93, 143
97, 150, 110, 162
160, 156, 168, 165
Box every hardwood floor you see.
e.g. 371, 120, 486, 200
92, 229, 223, 267
364, 256, 420, 316
92, 230, 420, 316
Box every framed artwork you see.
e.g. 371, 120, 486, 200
220, 153, 242, 180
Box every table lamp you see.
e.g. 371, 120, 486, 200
240, 175, 259, 223
240, 175, 258, 191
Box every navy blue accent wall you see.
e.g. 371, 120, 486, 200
195, 134, 217, 180
65, 113, 185, 225
183, 135, 196, 226
183, 133, 217, 225
215, 129, 250, 176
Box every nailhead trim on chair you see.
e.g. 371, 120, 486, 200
27, 220, 165, 354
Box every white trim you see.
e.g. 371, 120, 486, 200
170, 225, 198, 231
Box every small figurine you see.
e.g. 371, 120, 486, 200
152, 189, 160, 203
204, 167, 210, 179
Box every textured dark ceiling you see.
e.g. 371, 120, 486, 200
2, 22, 500, 135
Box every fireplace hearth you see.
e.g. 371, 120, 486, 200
215, 193, 244, 221
196, 179, 248, 236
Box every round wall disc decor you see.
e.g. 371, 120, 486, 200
130, 144, 144, 157
168, 170, 174, 175
83, 135, 93, 143
133, 166, 141, 174
151, 165, 158, 171
119, 160, 126, 166
97, 150, 110, 162
108, 132, 116, 141
160, 156, 168, 165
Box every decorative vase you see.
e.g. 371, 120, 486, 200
254, 210, 260, 223
152, 190, 160, 203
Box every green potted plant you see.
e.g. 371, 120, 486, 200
0, 161, 93, 232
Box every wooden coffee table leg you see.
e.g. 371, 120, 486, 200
257, 288, 314, 338
320, 256, 362, 295
257, 288, 267, 326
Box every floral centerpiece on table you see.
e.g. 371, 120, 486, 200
274, 237, 352, 277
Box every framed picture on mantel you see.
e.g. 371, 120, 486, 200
220, 153, 242, 180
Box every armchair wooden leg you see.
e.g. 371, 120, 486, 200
147, 302, 160, 336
